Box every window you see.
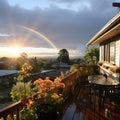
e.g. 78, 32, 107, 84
104, 43, 110, 62
100, 41, 115, 63
100, 45, 104, 61
110, 41, 115, 63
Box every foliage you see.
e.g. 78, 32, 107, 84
30, 57, 40, 72
10, 63, 35, 101
111, 66, 120, 73
38, 59, 53, 70
69, 61, 87, 73
21, 107, 34, 120
20, 76, 65, 118
17, 63, 33, 82
70, 58, 85, 65
84, 47, 99, 64
11, 63, 65, 119
57, 49, 70, 64
0, 57, 10, 69
10, 81, 34, 101
70, 62, 99, 77
59, 70, 71, 79
16, 52, 29, 69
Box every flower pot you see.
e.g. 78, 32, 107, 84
36, 110, 58, 120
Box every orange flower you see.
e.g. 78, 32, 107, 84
57, 83, 65, 89
40, 83, 47, 88
30, 76, 66, 112
45, 77, 50, 80
50, 84, 56, 90
34, 78, 44, 85
44, 80, 53, 88
54, 77, 62, 83
28, 98, 34, 108
34, 77, 65, 97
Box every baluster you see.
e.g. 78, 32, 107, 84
15, 111, 18, 120
11, 113, 14, 119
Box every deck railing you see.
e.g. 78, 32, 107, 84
1, 70, 119, 120
0, 101, 24, 120
0, 72, 77, 120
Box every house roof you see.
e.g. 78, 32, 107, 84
0, 70, 18, 77
87, 12, 120, 45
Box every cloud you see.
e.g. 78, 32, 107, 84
0, 0, 119, 57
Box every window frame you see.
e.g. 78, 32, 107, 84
100, 41, 115, 64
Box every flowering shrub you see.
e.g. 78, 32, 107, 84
20, 76, 65, 120
10, 63, 34, 101
17, 63, 33, 82
11, 63, 65, 119
32, 77, 65, 112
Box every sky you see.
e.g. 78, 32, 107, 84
0, 0, 119, 58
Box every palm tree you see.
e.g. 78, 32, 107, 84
57, 49, 70, 64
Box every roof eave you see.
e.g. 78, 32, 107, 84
87, 12, 120, 45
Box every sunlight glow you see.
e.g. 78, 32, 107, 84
8, 46, 23, 57
0, 46, 58, 58
9, 47, 21, 57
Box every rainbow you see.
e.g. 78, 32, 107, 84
19, 26, 59, 52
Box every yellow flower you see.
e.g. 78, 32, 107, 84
51, 93, 59, 99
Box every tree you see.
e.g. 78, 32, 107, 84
19, 52, 28, 62
84, 47, 99, 64
57, 49, 70, 64
0, 57, 9, 69
16, 52, 29, 70
30, 57, 40, 72
39, 59, 52, 70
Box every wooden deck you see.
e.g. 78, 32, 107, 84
1, 73, 120, 120
60, 79, 120, 120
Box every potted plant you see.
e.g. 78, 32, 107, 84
111, 66, 120, 73
11, 63, 65, 120
27, 77, 65, 120
116, 67, 120, 73
33, 77, 65, 120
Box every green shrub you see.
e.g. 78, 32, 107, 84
10, 81, 35, 101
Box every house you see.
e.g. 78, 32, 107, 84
0, 70, 18, 85
87, 11, 120, 81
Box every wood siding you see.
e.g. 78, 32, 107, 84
99, 36, 120, 67
115, 37, 120, 67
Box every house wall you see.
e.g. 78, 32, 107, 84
115, 36, 120, 67
99, 35, 120, 81
99, 45, 104, 62
99, 35, 120, 67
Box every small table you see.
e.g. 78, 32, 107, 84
88, 75, 120, 111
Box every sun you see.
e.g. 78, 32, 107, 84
11, 48, 21, 57
9, 46, 22, 57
